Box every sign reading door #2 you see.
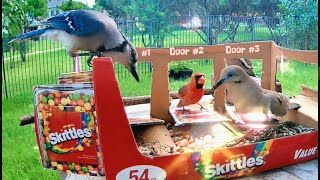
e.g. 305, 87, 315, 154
116, 165, 167, 180
170, 47, 204, 56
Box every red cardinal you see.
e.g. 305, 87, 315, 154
176, 73, 206, 111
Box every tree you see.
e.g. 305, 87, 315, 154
2, 0, 47, 37
252, 0, 280, 16
94, 0, 130, 17
59, 0, 91, 11
2, 0, 48, 63
277, 0, 318, 50
122, 0, 181, 47
192, 0, 254, 45
251, 0, 282, 44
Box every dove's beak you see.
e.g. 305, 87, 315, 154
212, 78, 225, 91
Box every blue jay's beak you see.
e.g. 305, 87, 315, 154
212, 78, 225, 91
129, 47, 139, 82
120, 30, 140, 82
129, 61, 140, 82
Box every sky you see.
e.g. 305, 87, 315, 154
76, 0, 95, 8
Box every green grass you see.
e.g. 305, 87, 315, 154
2, 93, 59, 180
2, 59, 318, 180
276, 61, 318, 95
252, 60, 318, 96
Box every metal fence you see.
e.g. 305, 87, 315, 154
0, 15, 300, 98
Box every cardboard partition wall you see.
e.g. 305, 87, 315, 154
91, 41, 318, 180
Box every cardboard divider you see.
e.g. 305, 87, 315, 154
133, 125, 176, 148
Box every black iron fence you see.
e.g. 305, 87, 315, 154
0, 15, 308, 98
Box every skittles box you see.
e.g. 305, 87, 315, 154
33, 83, 105, 176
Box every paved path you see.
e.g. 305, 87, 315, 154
3, 47, 64, 60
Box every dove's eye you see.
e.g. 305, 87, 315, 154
227, 73, 233, 77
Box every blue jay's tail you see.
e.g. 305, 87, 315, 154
8, 28, 50, 44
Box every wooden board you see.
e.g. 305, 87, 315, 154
129, 118, 165, 126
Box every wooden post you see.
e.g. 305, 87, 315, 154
150, 61, 172, 123
213, 56, 226, 113
261, 42, 276, 91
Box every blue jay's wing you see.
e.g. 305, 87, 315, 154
41, 10, 104, 36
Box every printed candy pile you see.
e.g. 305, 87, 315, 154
58, 71, 93, 84
48, 162, 103, 176
37, 90, 95, 113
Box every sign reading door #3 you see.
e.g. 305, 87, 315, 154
116, 165, 167, 180
225, 45, 260, 54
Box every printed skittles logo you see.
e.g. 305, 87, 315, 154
191, 141, 272, 179
43, 108, 95, 154
48, 127, 92, 146
38, 90, 96, 154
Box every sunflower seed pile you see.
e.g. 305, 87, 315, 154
137, 140, 175, 156
245, 121, 315, 143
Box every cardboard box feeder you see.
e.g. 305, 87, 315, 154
34, 41, 318, 179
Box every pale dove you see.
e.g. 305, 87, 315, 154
212, 65, 300, 140
214, 58, 282, 105
212, 65, 299, 119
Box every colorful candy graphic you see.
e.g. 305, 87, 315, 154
35, 87, 104, 176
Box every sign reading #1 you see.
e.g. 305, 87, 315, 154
116, 165, 167, 180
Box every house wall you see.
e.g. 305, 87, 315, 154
48, 0, 63, 17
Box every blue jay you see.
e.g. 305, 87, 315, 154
9, 10, 139, 82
